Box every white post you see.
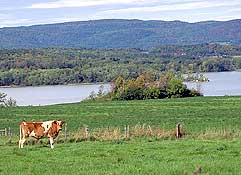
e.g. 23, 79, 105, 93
64, 123, 67, 140
5, 128, 7, 137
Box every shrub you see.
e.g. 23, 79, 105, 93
97, 72, 202, 101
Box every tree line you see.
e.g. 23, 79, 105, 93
0, 43, 241, 86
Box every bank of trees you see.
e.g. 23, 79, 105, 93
98, 73, 201, 101
0, 44, 241, 86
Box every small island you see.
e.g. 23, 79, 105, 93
183, 73, 209, 82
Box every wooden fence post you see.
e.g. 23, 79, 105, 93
124, 125, 130, 139
8, 127, 11, 137
84, 126, 89, 139
176, 123, 182, 139
124, 125, 127, 138
64, 123, 67, 140
127, 125, 130, 138
5, 128, 7, 136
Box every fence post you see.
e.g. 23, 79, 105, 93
84, 126, 89, 139
176, 123, 182, 139
124, 125, 127, 138
4, 128, 7, 136
8, 127, 11, 137
127, 125, 130, 138
124, 125, 130, 139
64, 123, 67, 140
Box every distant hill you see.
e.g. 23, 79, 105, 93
1, 44, 241, 86
0, 19, 241, 49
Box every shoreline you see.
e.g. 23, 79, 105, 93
1, 71, 239, 89
0, 82, 109, 89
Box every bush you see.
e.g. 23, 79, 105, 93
118, 88, 144, 100
100, 72, 202, 101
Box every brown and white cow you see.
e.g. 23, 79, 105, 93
19, 120, 64, 149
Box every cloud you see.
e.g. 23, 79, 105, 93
0, 17, 91, 28
0, 18, 33, 28
0, 13, 9, 19
91, 0, 241, 22
1, 0, 240, 27
97, 0, 241, 14
27, 0, 159, 9
226, 7, 241, 13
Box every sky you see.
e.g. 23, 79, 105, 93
0, 0, 241, 28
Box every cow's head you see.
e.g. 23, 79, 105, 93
56, 120, 64, 132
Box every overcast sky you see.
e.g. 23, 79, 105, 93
0, 0, 241, 28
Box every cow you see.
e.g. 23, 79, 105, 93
19, 120, 64, 149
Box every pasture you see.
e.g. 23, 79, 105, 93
1, 96, 241, 133
1, 96, 241, 174
1, 139, 241, 174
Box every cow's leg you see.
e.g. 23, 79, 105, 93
20, 137, 26, 148
19, 128, 26, 148
18, 139, 22, 148
19, 124, 23, 148
49, 137, 54, 149
19, 136, 22, 148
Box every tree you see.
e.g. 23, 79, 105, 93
97, 85, 105, 97
4, 97, 17, 107
113, 75, 125, 92
158, 72, 174, 91
0, 92, 7, 105
167, 77, 186, 98
106, 72, 201, 101
88, 91, 97, 101
0, 92, 17, 107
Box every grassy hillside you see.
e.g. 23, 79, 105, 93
1, 96, 241, 134
0, 19, 241, 49
1, 96, 241, 174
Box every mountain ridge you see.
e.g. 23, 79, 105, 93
0, 19, 240, 49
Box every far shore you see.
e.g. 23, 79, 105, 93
0, 82, 109, 89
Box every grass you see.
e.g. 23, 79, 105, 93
1, 139, 241, 175
0, 96, 241, 134
1, 96, 241, 174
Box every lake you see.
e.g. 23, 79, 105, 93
0, 84, 110, 106
184, 71, 241, 96
0, 71, 241, 106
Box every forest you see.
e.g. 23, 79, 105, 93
0, 43, 241, 86
0, 19, 240, 49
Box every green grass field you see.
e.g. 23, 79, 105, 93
1, 139, 241, 175
1, 96, 241, 174
1, 96, 241, 133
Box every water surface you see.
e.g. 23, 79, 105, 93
0, 84, 109, 106
185, 71, 241, 96
1, 72, 241, 106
